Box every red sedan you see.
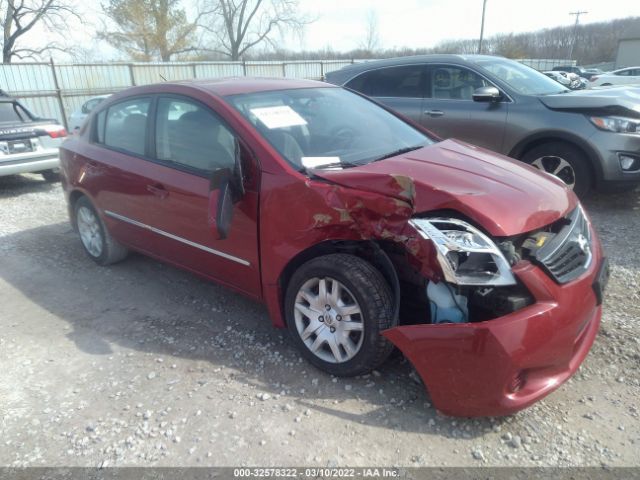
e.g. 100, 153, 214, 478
58, 78, 608, 417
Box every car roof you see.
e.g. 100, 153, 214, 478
324, 54, 504, 84
174, 77, 332, 96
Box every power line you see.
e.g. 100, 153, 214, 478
568, 10, 588, 61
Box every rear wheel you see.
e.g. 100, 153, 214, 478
74, 196, 128, 265
285, 254, 395, 377
522, 142, 593, 198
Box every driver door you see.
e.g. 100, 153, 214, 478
146, 95, 261, 297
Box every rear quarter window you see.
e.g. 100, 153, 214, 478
347, 65, 425, 98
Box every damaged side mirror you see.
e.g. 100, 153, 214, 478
207, 139, 246, 239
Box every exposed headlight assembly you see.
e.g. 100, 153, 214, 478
410, 218, 516, 286
589, 116, 640, 134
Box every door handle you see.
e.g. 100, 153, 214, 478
424, 109, 444, 117
147, 183, 169, 199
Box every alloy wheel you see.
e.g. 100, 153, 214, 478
531, 155, 576, 190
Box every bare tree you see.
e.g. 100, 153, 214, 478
359, 9, 380, 54
1, 0, 80, 63
99, 0, 202, 61
201, 0, 312, 61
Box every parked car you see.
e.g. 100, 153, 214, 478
326, 54, 640, 196
589, 67, 640, 88
544, 71, 583, 90
59, 78, 607, 417
552, 65, 594, 80
68, 95, 110, 133
543, 70, 572, 86
584, 68, 604, 76
0, 90, 67, 180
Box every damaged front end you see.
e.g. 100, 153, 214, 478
382, 206, 605, 417
287, 150, 604, 417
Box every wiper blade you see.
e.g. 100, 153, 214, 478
371, 144, 424, 162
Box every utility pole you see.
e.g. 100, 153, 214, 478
478, 0, 488, 54
568, 10, 587, 61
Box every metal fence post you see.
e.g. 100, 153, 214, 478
242, 60, 247, 76
49, 58, 68, 130
282, 62, 286, 77
320, 61, 324, 81
128, 63, 136, 86
192, 63, 197, 79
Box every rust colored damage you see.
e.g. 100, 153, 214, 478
307, 172, 443, 281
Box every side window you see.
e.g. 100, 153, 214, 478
347, 65, 425, 98
429, 66, 489, 100
155, 97, 235, 174
616, 70, 630, 76
102, 98, 150, 156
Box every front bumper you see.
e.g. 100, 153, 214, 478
589, 130, 640, 187
383, 235, 605, 417
0, 149, 59, 177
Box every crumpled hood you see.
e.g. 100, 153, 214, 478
312, 139, 577, 237
537, 86, 640, 115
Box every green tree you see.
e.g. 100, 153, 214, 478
100, 0, 198, 61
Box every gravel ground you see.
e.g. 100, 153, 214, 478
0, 173, 639, 468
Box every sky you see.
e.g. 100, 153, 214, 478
31, 0, 640, 61
295, 0, 639, 52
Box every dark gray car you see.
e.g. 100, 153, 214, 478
325, 55, 640, 196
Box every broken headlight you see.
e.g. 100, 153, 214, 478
410, 218, 516, 286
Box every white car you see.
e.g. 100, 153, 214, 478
67, 95, 110, 133
543, 71, 571, 86
0, 93, 67, 180
589, 67, 640, 88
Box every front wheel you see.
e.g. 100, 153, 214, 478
285, 254, 395, 377
75, 196, 128, 265
522, 142, 593, 198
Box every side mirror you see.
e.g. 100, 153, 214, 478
231, 138, 246, 198
207, 141, 247, 239
472, 86, 502, 103
208, 169, 234, 239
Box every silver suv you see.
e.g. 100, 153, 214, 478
0, 92, 67, 181
326, 55, 640, 197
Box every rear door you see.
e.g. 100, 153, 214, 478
421, 64, 508, 152
346, 65, 426, 123
81, 96, 162, 253
144, 95, 261, 297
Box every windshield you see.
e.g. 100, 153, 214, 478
472, 58, 569, 95
227, 87, 431, 171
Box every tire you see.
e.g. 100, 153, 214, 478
74, 196, 128, 265
285, 253, 395, 377
41, 169, 60, 182
521, 142, 593, 198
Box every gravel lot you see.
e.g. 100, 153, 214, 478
1, 173, 639, 468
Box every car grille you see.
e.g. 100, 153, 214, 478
535, 207, 592, 284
